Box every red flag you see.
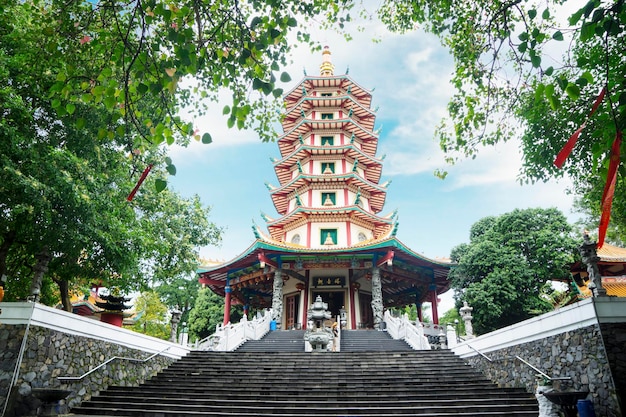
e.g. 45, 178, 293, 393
598, 131, 622, 248
127, 164, 153, 201
588, 87, 606, 118
554, 124, 585, 168
553, 87, 606, 168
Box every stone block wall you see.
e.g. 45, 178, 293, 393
0, 324, 26, 414
1, 325, 176, 417
600, 322, 626, 414
465, 323, 621, 417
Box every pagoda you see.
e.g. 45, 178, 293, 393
198, 47, 451, 330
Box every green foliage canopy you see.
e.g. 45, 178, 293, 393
377, 0, 626, 240
449, 208, 578, 334
130, 290, 170, 340
13, 0, 353, 156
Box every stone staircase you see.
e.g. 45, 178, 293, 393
341, 329, 414, 351
236, 329, 306, 352
70, 330, 539, 416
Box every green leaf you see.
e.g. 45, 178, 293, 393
165, 157, 172, 165
270, 28, 281, 39
201, 132, 212, 144
569, 8, 584, 25
528, 9, 537, 19
272, 88, 284, 98
518, 32, 529, 41
552, 31, 563, 41
227, 118, 235, 129
565, 83, 580, 100
287, 17, 297, 27
66, 103, 76, 115
544, 66, 554, 76
51, 99, 61, 109
280, 72, 291, 82
575, 77, 589, 87
530, 55, 541, 68
547, 94, 560, 110
104, 96, 116, 110
262, 82, 273, 96
542, 8, 550, 19
166, 164, 177, 175
580, 22, 596, 41
155, 179, 167, 193
76, 118, 86, 129
583, 0, 596, 18
137, 83, 149, 94
618, 92, 626, 106
250, 16, 262, 29
222, 105, 230, 115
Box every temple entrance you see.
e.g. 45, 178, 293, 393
285, 293, 300, 329
359, 293, 373, 328
311, 291, 345, 319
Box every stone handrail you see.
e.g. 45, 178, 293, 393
384, 310, 431, 350
197, 310, 272, 351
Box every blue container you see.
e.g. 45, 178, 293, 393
270, 320, 277, 331
577, 399, 596, 417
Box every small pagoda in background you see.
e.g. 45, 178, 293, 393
198, 47, 451, 330
95, 287, 132, 327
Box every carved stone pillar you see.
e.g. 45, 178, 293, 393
272, 269, 284, 329
30, 248, 51, 302
580, 233, 607, 297
370, 267, 384, 329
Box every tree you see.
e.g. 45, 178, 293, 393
187, 288, 225, 341
439, 307, 465, 337
156, 275, 201, 334
449, 208, 578, 334
11, 0, 352, 160
1, 0, 348, 305
187, 288, 243, 342
376, 0, 626, 244
130, 291, 170, 340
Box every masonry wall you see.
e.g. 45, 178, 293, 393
1, 325, 177, 416
600, 322, 626, 414
0, 324, 25, 415
0, 302, 189, 417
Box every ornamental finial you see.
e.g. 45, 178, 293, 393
320, 46, 334, 77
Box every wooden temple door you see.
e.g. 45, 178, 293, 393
286, 294, 300, 329
359, 293, 373, 328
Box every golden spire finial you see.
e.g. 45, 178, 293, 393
320, 46, 334, 77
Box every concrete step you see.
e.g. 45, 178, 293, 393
72, 344, 539, 416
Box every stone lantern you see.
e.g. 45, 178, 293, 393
460, 301, 475, 338
303, 295, 332, 351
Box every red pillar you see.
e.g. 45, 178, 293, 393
349, 270, 356, 329
301, 270, 310, 329
431, 291, 439, 325
223, 285, 232, 325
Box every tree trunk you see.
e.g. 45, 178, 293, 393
0, 230, 16, 285
57, 279, 72, 312
29, 247, 51, 302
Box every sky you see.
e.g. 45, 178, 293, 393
167, 16, 581, 315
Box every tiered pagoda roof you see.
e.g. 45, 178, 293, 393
198, 47, 452, 314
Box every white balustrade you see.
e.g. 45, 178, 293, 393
196, 309, 272, 351
383, 310, 431, 350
